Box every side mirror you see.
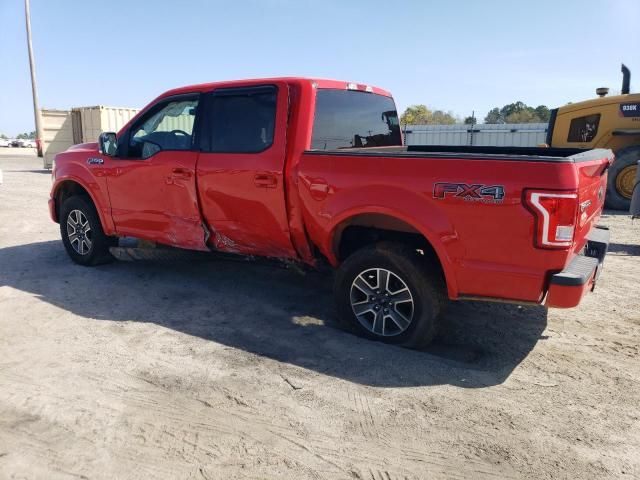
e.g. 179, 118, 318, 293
99, 132, 117, 156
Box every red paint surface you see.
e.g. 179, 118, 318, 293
196, 81, 296, 257
104, 150, 206, 250
50, 77, 612, 308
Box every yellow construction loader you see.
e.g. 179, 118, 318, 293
546, 64, 639, 210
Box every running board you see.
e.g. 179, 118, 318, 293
108, 245, 307, 273
108, 246, 209, 262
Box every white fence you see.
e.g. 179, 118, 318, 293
403, 123, 548, 147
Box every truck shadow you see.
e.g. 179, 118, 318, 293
9, 169, 51, 174
608, 242, 640, 256
0, 240, 548, 388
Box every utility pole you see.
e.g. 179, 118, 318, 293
25, 0, 43, 157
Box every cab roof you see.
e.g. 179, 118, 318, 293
159, 77, 393, 99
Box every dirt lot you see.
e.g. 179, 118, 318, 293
0, 150, 639, 480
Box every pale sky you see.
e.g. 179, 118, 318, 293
0, 0, 638, 136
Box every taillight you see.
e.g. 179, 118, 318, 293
525, 190, 578, 248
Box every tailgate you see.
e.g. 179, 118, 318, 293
572, 149, 614, 251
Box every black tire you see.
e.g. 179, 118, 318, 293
334, 242, 447, 350
605, 146, 640, 210
59, 195, 116, 266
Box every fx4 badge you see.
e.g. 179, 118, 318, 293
87, 157, 104, 165
433, 183, 505, 203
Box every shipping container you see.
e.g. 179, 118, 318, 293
41, 105, 141, 168
41, 109, 73, 170
72, 106, 139, 144
403, 123, 548, 147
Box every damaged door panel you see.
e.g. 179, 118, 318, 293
105, 95, 208, 251
105, 151, 207, 250
196, 83, 297, 258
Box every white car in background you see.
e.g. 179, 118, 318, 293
0, 138, 10, 147
22, 139, 36, 148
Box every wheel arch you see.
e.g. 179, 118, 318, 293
328, 210, 458, 298
51, 178, 112, 234
613, 143, 640, 158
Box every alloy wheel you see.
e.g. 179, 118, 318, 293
66, 209, 92, 255
350, 268, 414, 337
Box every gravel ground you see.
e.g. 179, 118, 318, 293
0, 150, 639, 480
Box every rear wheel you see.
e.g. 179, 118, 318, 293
605, 146, 640, 210
60, 195, 116, 266
334, 242, 446, 349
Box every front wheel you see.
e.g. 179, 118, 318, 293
334, 242, 446, 349
59, 195, 116, 266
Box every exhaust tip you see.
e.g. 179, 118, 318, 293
621, 63, 631, 94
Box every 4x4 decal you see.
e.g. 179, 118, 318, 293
433, 183, 505, 203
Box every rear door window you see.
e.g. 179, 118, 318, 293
200, 86, 277, 153
311, 89, 401, 150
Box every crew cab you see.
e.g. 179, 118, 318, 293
49, 77, 612, 349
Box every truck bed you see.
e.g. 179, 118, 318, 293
306, 145, 598, 162
298, 145, 612, 303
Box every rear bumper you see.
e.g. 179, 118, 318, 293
545, 226, 610, 308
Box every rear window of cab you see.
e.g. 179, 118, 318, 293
311, 89, 402, 150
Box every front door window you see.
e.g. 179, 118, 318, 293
129, 98, 199, 159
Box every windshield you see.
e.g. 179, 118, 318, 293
310, 89, 402, 150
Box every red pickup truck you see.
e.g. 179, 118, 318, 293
49, 77, 612, 349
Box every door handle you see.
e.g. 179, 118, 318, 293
171, 168, 192, 178
254, 173, 277, 188
309, 178, 330, 200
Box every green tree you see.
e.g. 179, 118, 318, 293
430, 110, 457, 125
500, 101, 528, 120
534, 105, 551, 122
485, 102, 550, 124
400, 105, 431, 124
400, 105, 457, 125
463, 115, 477, 125
505, 110, 539, 123
0, 134, 7, 139
16, 131, 36, 139
484, 108, 503, 124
